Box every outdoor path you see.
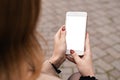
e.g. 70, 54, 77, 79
37, 0, 120, 80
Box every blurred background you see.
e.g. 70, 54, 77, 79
37, 0, 120, 80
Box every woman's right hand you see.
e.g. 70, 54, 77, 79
66, 33, 95, 77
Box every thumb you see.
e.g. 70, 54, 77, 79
70, 49, 81, 63
60, 25, 66, 40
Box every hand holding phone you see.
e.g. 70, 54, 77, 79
65, 12, 87, 55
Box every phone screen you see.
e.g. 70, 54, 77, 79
66, 12, 87, 55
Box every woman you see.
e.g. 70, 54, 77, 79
0, 0, 97, 80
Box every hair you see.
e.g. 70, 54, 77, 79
0, 0, 43, 80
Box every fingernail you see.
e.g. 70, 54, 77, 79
70, 49, 75, 54
62, 27, 65, 31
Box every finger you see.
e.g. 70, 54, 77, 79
55, 25, 64, 39
60, 25, 66, 41
66, 55, 76, 64
85, 33, 91, 55
70, 49, 82, 63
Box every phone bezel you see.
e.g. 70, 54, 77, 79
65, 12, 87, 55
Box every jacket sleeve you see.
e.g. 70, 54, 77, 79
41, 60, 59, 77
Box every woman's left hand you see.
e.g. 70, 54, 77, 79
49, 25, 66, 68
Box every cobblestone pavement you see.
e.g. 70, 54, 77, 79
37, 0, 120, 80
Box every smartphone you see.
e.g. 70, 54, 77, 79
65, 12, 87, 55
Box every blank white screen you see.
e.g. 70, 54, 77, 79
66, 15, 87, 52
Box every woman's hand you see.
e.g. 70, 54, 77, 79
49, 25, 66, 68
66, 33, 95, 76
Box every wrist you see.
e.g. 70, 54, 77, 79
49, 62, 61, 74
82, 71, 95, 77
49, 57, 61, 68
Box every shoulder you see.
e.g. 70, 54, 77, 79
37, 73, 62, 80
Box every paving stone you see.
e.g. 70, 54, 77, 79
38, 0, 120, 80
108, 34, 120, 43
94, 59, 114, 71
101, 26, 116, 33
96, 74, 108, 80
97, 27, 111, 35
92, 32, 103, 39
92, 53, 98, 60
95, 66, 105, 74
118, 78, 120, 80
117, 31, 120, 36
112, 60, 120, 71
90, 37, 101, 47
88, 28, 97, 35
61, 68, 72, 74
101, 37, 117, 46
109, 76, 115, 80
106, 48, 120, 59
103, 55, 115, 63
92, 47, 107, 58
62, 60, 75, 68
61, 73, 70, 80
98, 43, 109, 50
109, 69, 120, 78
73, 67, 78, 73
113, 44, 120, 52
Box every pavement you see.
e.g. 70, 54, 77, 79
37, 0, 120, 80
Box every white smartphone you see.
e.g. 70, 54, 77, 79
65, 12, 87, 55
